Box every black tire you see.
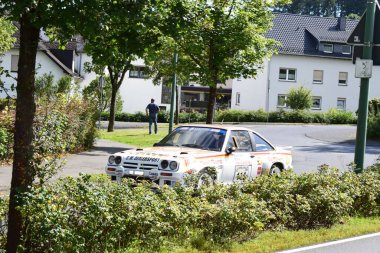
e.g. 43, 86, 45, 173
196, 170, 216, 188
269, 164, 282, 175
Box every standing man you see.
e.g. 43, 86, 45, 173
146, 98, 160, 134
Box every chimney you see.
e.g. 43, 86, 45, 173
337, 16, 346, 31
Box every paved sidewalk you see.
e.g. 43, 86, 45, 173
0, 139, 134, 192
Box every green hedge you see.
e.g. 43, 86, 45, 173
368, 99, 380, 139
0, 96, 98, 161
0, 163, 374, 252
101, 108, 356, 124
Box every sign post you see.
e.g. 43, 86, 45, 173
169, 51, 178, 134
353, 0, 376, 173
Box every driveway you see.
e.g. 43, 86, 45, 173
0, 139, 134, 192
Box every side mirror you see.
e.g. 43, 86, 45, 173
225, 146, 236, 155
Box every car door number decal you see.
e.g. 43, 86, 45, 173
234, 165, 251, 181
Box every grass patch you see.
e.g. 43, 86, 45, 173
100, 128, 169, 148
172, 217, 380, 253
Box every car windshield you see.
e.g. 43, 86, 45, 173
156, 127, 227, 151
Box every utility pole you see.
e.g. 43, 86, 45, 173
169, 51, 178, 133
98, 75, 105, 129
354, 0, 376, 173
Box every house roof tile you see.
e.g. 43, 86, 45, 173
268, 13, 359, 58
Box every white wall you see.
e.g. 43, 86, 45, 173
231, 54, 380, 113
231, 62, 269, 111
80, 54, 169, 113
0, 49, 68, 98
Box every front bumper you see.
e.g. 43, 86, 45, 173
105, 165, 184, 187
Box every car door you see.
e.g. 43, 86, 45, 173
220, 130, 257, 183
249, 131, 275, 176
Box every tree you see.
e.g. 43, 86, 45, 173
274, 0, 366, 17
83, 1, 160, 132
83, 76, 124, 113
157, 0, 285, 124
0, 1, 104, 252
286, 86, 313, 110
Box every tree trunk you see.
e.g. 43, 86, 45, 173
206, 86, 217, 124
107, 85, 117, 132
6, 15, 39, 253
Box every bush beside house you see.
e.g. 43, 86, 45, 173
101, 108, 357, 125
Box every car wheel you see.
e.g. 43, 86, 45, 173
196, 171, 215, 188
269, 164, 282, 175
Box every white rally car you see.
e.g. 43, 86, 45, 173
105, 125, 292, 187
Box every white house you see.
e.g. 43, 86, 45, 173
2, 13, 379, 114
231, 13, 380, 113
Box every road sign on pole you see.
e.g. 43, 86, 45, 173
351, 0, 377, 173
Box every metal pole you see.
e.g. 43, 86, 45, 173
354, 0, 376, 173
98, 75, 104, 129
169, 51, 178, 133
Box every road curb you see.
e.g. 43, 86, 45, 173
277, 232, 380, 253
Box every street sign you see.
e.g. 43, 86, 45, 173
355, 58, 373, 78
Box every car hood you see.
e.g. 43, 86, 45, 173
114, 146, 223, 159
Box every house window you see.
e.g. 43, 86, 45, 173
313, 70, 323, 84
279, 68, 296, 81
277, 94, 287, 107
338, 72, 348, 85
129, 66, 146, 78
342, 45, 351, 54
312, 97, 322, 110
323, 44, 333, 53
11, 55, 19, 72
337, 98, 346, 110
236, 92, 241, 105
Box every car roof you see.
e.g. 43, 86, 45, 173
177, 124, 253, 131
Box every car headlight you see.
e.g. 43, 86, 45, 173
108, 155, 115, 164
115, 156, 122, 164
161, 160, 169, 169
169, 161, 178, 170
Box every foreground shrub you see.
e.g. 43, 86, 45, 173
242, 168, 353, 230
0, 160, 377, 252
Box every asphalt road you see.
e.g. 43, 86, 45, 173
103, 122, 380, 173
0, 122, 379, 192
239, 123, 380, 173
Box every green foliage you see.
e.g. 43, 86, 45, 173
368, 116, 380, 139
367, 99, 380, 139
324, 108, 355, 124
149, 0, 285, 123
274, 0, 365, 17
0, 128, 9, 159
0, 94, 97, 163
35, 73, 79, 99
369, 99, 380, 116
0, 106, 14, 160
101, 109, 357, 124
0, 17, 16, 54
0, 160, 371, 251
82, 76, 123, 113
286, 86, 313, 110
